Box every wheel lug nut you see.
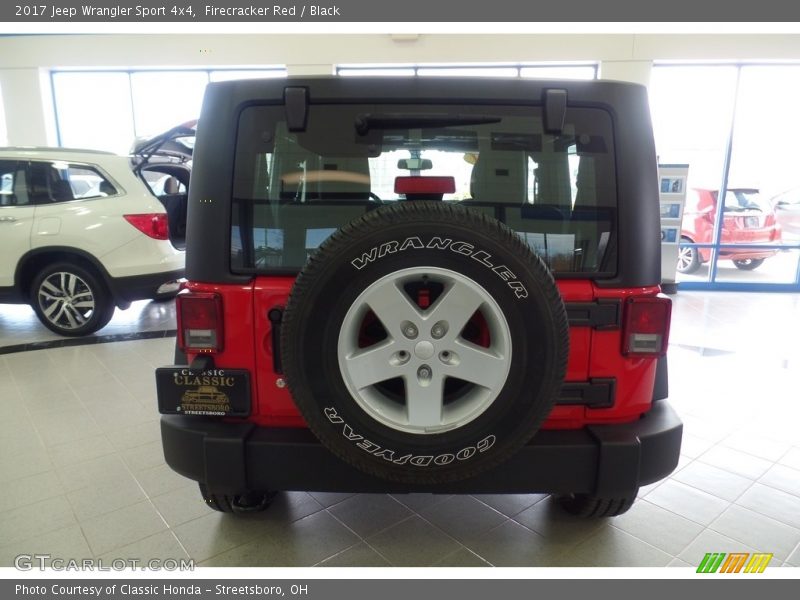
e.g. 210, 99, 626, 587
418, 365, 432, 379
431, 321, 447, 339
403, 324, 418, 338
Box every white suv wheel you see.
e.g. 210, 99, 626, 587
31, 263, 115, 336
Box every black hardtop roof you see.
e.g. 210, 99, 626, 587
202, 75, 645, 107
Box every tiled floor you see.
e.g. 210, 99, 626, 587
0, 291, 799, 568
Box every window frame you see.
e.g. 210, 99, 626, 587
25, 159, 124, 206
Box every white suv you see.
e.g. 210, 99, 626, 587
0, 134, 190, 336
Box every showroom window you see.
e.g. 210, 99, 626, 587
337, 63, 598, 79
51, 68, 286, 154
0, 83, 7, 146
650, 63, 800, 291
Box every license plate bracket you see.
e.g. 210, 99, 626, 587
156, 367, 251, 416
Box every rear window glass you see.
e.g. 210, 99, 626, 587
231, 103, 617, 276
722, 190, 766, 212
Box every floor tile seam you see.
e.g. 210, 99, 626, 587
705, 509, 800, 559
611, 505, 704, 562
321, 499, 414, 567
716, 434, 794, 463
629, 502, 730, 565
730, 483, 800, 530
468, 492, 548, 520
0, 518, 89, 560
635, 496, 717, 530
489, 514, 598, 565
75, 438, 173, 558
753, 469, 800, 500
311, 540, 394, 567
78, 494, 174, 558
360, 511, 470, 567
7, 372, 69, 505
184, 500, 325, 563
596, 522, 680, 562
61, 362, 118, 435
90, 361, 142, 405
434, 546, 494, 567
786, 540, 800, 566
411, 501, 512, 549
326, 492, 414, 529
693, 451, 769, 481
667, 466, 758, 505
772, 446, 800, 472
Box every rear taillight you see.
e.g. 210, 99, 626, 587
177, 293, 224, 353
124, 213, 169, 240
622, 295, 672, 357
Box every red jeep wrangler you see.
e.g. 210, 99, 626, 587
157, 77, 682, 517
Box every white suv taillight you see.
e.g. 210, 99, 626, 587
177, 293, 224, 353
123, 213, 169, 240
622, 295, 672, 357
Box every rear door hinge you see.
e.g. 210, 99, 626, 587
564, 299, 621, 330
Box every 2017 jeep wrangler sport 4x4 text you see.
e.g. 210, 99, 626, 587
156, 76, 682, 517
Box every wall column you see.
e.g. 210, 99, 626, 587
0, 68, 55, 146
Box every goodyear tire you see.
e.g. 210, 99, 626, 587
281, 201, 568, 484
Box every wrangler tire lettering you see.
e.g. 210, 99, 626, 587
324, 407, 344, 423
342, 424, 363, 442
351, 247, 378, 270
378, 241, 399, 258
349, 237, 529, 299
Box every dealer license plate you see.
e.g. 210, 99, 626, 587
155, 367, 251, 416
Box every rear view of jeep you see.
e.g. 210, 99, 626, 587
156, 77, 682, 517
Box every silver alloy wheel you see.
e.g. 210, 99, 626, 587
337, 266, 512, 435
37, 271, 96, 330
677, 246, 695, 272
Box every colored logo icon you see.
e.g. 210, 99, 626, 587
697, 552, 773, 573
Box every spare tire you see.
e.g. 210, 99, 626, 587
281, 201, 568, 484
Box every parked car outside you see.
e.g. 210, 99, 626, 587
0, 127, 191, 336
678, 187, 782, 274
770, 188, 800, 243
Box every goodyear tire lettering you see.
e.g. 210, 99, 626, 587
324, 407, 496, 468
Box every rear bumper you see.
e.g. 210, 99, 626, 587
717, 249, 778, 260
160, 400, 683, 496
110, 269, 185, 303
699, 247, 779, 262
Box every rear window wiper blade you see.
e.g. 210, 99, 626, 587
355, 113, 502, 135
